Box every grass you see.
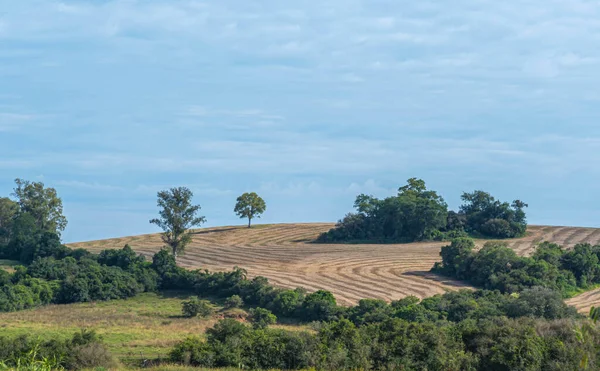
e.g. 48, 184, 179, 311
0, 259, 20, 273
565, 283, 600, 299
0, 292, 308, 364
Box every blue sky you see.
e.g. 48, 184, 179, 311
1, 0, 599, 242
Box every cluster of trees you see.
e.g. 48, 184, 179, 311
318, 178, 528, 243
0, 245, 157, 311
434, 238, 600, 297
170, 309, 594, 370
0, 179, 69, 263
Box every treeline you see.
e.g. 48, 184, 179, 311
434, 238, 600, 297
318, 178, 528, 243
0, 245, 157, 311
170, 315, 596, 370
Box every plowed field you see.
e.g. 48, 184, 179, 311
69, 224, 600, 309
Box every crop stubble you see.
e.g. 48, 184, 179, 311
69, 224, 600, 311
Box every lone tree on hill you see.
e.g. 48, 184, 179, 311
234, 192, 266, 228
150, 187, 206, 262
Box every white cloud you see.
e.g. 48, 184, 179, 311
55, 180, 122, 191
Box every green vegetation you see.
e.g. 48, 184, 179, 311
149, 187, 206, 262
0, 292, 267, 360
223, 295, 243, 309
248, 307, 277, 329
3, 177, 600, 370
319, 178, 528, 243
234, 192, 266, 228
0, 329, 115, 370
434, 238, 600, 297
182, 297, 214, 318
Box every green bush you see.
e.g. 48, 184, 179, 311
249, 307, 277, 329
223, 295, 243, 309
182, 297, 213, 318
0, 329, 114, 370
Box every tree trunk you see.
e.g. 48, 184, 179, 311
248, 217, 252, 228
172, 248, 178, 263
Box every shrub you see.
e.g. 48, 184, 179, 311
301, 290, 337, 322
66, 343, 116, 370
224, 295, 243, 309
249, 307, 277, 329
270, 289, 304, 317
182, 297, 213, 318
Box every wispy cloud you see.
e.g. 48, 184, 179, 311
2, 0, 600, 240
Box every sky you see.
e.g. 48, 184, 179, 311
1, 0, 600, 243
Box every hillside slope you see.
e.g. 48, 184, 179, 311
70, 223, 600, 308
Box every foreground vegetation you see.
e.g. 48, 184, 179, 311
0, 292, 305, 362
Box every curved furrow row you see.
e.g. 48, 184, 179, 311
563, 228, 595, 247
69, 224, 600, 307
572, 228, 600, 246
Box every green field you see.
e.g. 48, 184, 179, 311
0, 292, 306, 365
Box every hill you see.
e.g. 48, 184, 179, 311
69, 223, 600, 310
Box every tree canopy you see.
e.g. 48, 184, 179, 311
319, 178, 528, 243
0, 197, 18, 245
234, 192, 266, 227
460, 190, 528, 238
12, 178, 67, 235
319, 178, 449, 242
149, 187, 206, 261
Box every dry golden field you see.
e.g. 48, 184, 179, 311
69, 223, 600, 310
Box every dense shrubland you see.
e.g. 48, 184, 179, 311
434, 238, 600, 297
318, 178, 528, 243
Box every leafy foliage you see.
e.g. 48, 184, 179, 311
12, 179, 67, 235
319, 178, 449, 242
434, 239, 600, 296
149, 187, 206, 261
460, 191, 528, 238
224, 294, 243, 309
182, 297, 213, 318
234, 192, 266, 227
0, 330, 114, 370
249, 307, 277, 329
319, 178, 528, 242
0, 198, 18, 246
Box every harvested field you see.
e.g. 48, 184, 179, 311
70, 223, 600, 308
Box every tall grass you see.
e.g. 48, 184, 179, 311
0, 344, 64, 371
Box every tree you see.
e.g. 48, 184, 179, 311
0, 198, 18, 245
319, 178, 448, 242
249, 307, 277, 329
234, 192, 266, 228
459, 190, 528, 238
12, 179, 67, 235
149, 187, 206, 262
